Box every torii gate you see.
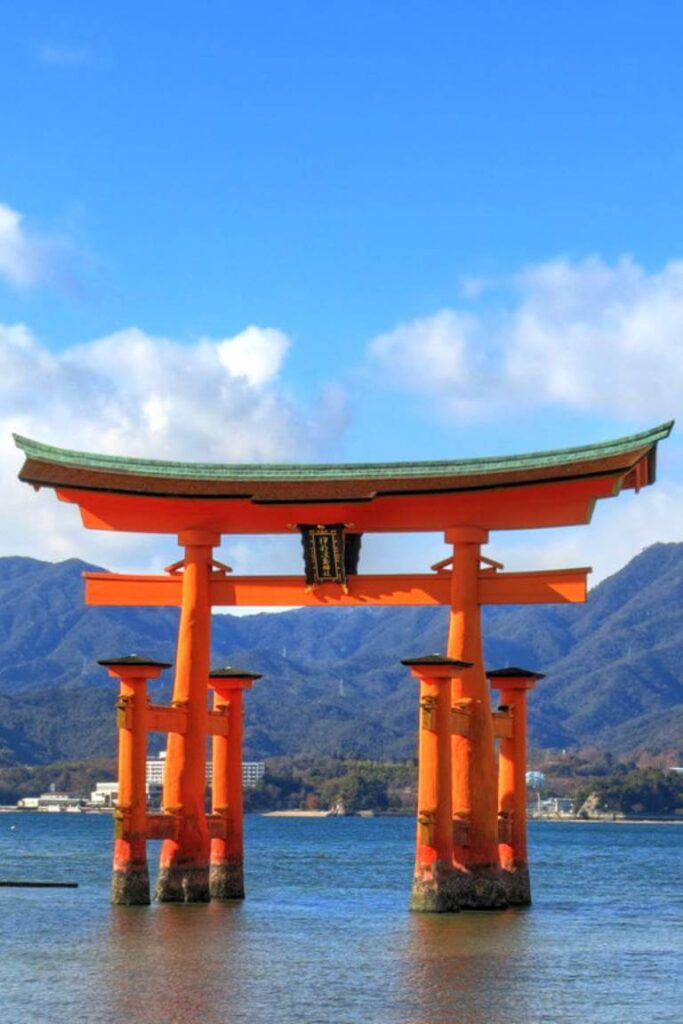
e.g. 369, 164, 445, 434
14, 421, 672, 910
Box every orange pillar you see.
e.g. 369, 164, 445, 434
445, 526, 507, 908
402, 655, 472, 912
157, 530, 219, 903
488, 666, 544, 905
98, 655, 170, 905
208, 667, 261, 900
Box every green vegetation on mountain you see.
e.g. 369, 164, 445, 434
0, 759, 115, 804
575, 768, 683, 817
244, 756, 417, 814
0, 543, 681, 766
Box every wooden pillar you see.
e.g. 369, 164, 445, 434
488, 666, 544, 905
402, 655, 472, 913
445, 526, 508, 908
157, 530, 219, 903
208, 667, 261, 900
98, 655, 170, 905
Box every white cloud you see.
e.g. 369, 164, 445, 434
215, 326, 289, 386
0, 204, 43, 288
506, 257, 683, 414
369, 309, 477, 393
368, 255, 683, 420
0, 323, 348, 571
366, 256, 683, 581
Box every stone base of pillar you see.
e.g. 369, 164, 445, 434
500, 865, 531, 906
209, 860, 245, 900
156, 866, 210, 903
410, 863, 460, 913
451, 865, 509, 909
111, 866, 150, 906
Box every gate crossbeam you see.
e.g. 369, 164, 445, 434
84, 568, 590, 608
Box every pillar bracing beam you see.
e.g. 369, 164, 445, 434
402, 655, 473, 912
445, 527, 508, 908
208, 666, 262, 900
488, 666, 545, 906
98, 655, 171, 905
157, 530, 220, 903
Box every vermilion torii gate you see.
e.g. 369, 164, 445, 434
14, 421, 672, 910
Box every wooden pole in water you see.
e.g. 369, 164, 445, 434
402, 655, 472, 913
488, 666, 544, 905
157, 530, 219, 903
208, 667, 261, 900
446, 527, 508, 908
0, 881, 79, 888
98, 655, 170, 905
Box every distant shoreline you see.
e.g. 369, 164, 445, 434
2, 807, 682, 824
530, 815, 683, 825
261, 809, 331, 817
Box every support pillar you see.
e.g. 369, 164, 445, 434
157, 530, 220, 903
98, 655, 171, 905
208, 667, 261, 900
445, 526, 508, 908
402, 655, 473, 913
488, 666, 545, 905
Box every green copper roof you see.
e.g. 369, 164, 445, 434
13, 421, 673, 482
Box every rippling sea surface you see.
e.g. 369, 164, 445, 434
1, 814, 681, 1024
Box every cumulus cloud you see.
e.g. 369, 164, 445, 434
215, 326, 289, 386
368, 255, 683, 419
0, 204, 44, 288
0, 323, 348, 571
366, 255, 683, 581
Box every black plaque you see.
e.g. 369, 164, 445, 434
299, 524, 362, 586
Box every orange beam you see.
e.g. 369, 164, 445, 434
146, 813, 228, 842
57, 473, 619, 534
84, 568, 589, 608
147, 705, 187, 735
207, 708, 229, 737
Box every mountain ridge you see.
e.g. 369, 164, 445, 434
0, 543, 681, 764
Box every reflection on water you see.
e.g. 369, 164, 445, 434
1, 816, 682, 1024
401, 910, 533, 1024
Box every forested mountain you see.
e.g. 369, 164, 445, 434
0, 543, 681, 765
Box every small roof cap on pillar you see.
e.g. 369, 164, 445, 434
401, 654, 474, 668
210, 666, 263, 680
97, 654, 172, 669
486, 666, 545, 680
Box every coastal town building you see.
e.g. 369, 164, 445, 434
145, 751, 265, 789
17, 793, 83, 812
13, 761, 266, 815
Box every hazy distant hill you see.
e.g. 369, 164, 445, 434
0, 544, 681, 765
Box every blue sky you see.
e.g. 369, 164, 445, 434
0, 2, 682, 586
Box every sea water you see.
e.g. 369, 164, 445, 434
0, 814, 681, 1024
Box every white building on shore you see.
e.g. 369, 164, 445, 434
17, 793, 84, 812
84, 755, 266, 809
145, 751, 265, 789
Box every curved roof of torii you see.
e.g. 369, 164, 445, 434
13, 421, 673, 535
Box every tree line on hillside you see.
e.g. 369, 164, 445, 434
243, 756, 417, 813
574, 768, 683, 817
